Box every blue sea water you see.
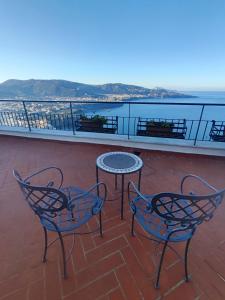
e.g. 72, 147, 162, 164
91, 91, 225, 120
89, 91, 225, 139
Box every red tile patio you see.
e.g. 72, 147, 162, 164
0, 135, 225, 300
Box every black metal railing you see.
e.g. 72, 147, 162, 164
0, 99, 225, 147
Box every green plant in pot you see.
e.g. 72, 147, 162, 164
146, 120, 174, 135
80, 114, 107, 128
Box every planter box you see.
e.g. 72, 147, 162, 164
211, 135, 225, 142
80, 119, 104, 130
137, 119, 186, 139
76, 116, 118, 134
210, 121, 225, 142
147, 125, 173, 136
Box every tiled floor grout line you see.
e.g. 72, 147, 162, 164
204, 259, 225, 282
114, 270, 129, 300
92, 220, 129, 238
86, 221, 97, 251
62, 270, 119, 299
116, 263, 145, 300
57, 256, 65, 300
73, 250, 125, 275
123, 234, 154, 279
118, 246, 126, 265
163, 278, 186, 297
0, 288, 26, 300
43, 261, 47, 300
102, 212, 121, 223
79, 234, 88, 266
130, 229, 164, 277
95, 285, 121, 300
26, 282, 31, 300
85, 234, 128, 255
0, 267, 46, 300
92, 233, 128, 249
165, 258, 181, 271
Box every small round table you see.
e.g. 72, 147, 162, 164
96, 151, 143, 219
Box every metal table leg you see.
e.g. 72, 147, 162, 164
138, 168, 142, 191
121, 174, 124, 220
115, 174, 118, 190
96, 166, 99, 197
96, 165, 103, 237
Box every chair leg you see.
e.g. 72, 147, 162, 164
184, 238, 192, 282
57, 231, 67, 278
42, 227, 48, 263
99, 211, 103, 237
155, 241, 168, 289
131, 213, 135, 237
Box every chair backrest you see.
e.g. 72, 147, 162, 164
13, 170, 68, 218
151, 190, 225, 227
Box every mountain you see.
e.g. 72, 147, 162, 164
0, 79, 196, 99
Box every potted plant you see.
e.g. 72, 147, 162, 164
210, 120, 225, 142
79, 114, 107, 131
146, 121, 174, 136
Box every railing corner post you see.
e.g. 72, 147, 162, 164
194, 104, 205, 146
70, 102, 75, 135
128, 103, 131, 140
22, 101, 31, 132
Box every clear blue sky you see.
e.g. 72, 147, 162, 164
0, 0, 225, 90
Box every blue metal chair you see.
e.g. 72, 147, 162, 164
128, 174, 225, 288
13, 166, 107, 278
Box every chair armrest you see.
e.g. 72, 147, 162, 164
24, 166, 64, 189
128, 181, 151, 212
180, 174, 217, 195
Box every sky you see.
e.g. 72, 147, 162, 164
0, 0, 225, 91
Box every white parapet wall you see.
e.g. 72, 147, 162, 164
0, 126, 225, 157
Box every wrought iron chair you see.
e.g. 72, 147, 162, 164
13, 166, 107, 278
128, 174, 225, 288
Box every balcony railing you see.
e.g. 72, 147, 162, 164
0, 99, 225, 148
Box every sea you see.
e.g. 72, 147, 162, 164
85, 91, 225, 140
88, 91, 225, 121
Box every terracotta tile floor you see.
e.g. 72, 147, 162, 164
0, 135, 225, 300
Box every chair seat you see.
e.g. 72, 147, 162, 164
41, 186, 103, 232
133, 195, 193, 242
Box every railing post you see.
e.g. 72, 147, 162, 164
69, 102, 75, 135
22, 101, 31, 132
128, 103, 131, 139
194, 105, 205, 146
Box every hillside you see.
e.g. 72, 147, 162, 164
0, 79, 196, 99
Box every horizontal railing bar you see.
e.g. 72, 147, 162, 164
0, 111, 218, 122
0, 112, 217, 123
0, 99, 225, 106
